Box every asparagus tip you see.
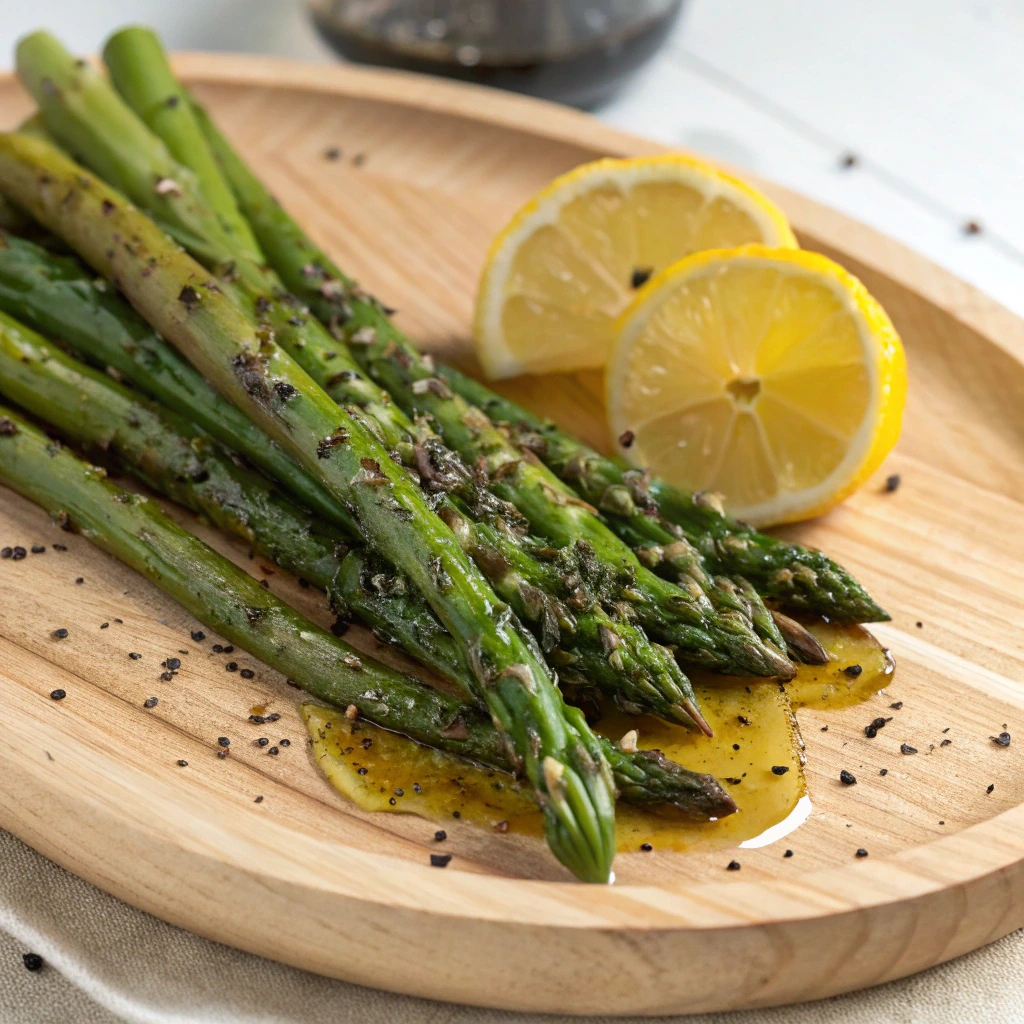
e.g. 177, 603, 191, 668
681, 698, 714, 738
771, 610, 829, 665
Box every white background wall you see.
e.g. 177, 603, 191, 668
1, 0, 1021, 315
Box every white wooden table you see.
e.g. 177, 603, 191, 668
3, 0, 1021, 316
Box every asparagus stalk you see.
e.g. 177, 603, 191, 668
437, 369, 888, 624
185, 67, 882, 628
0, 229, 708, 729
184, 87, 804, 675
0, 131, 618, 884
0, 400, 734, 820
88, 29, 789, 677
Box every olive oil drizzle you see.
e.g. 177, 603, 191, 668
302, 623, 891, 854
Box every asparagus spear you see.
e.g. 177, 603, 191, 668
437, 369, 888, 624
184, 87, 804, 675
85, 29, 788, 677
0, 229, 708, 728
0, 131, 618, 884
0, 400, 733, 820
185, 67, 883, 629
17, 32, 695, 696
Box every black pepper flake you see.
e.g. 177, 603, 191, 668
840, 769, 857, 785
962, 219, 982, 236
176, 759, 188, 767
732, 743, 740, 751
52, 627, 69, 639
178, 284, 200, 308
266, 712, 280, 722
771, 765, 789, 775
217, 749, 229, 759
31, 544, 46, 554
900, 743, 918, 755
884, 473, 901, 493
987, 784, 995, 794
159, 671, 174, 682
357, 766, 368, 775
433, 830, 447, 842
864, 725, 878, 738
256, 737, 270, 749
915, 622, 923, 629
991, 732, 1012, 747
12, 546, 26, 560
940, 738, 952, 747
165, 657, 181, 670
784, 849, 793, 858
75, 576, 84, 585
273, 381, 297, 401
0, 547, 10, 559
855, 848, 869, 858
217, 737, 230, 748
879, 768, 888, 776
100, 622, 109, 629
49, 689, 66, 701
352, 153, 367, 167
618, 429, 635, 448
388, 797, 396, 805
430, 853, 452, 868
53, 543, 67, 552
240, 668, 255, 679
191, 630, 206, 642
254, 795, 264, 803
114, 618, 123, 623
630, 267, 653, 289
129, 652, 141, 660
890, 701, 903, 710
144, 697, 158, 708
839, 151, 859, 168
223, 645, 234, 653
280, 738, 291, 747
844, 664, 863, 678
324, 146, 341, 161
268, 746, 279, 755
226, 662, 238, 672
22, 952, 44, 972
726, 860, 741, 871
212, 644, 224, 653
330, 617, 349, 637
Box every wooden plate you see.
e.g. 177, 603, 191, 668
2, 55, 1024, 1017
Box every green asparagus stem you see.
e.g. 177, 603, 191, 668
438, 369, 889, 624
0, 317, 726, 817
0, 131, 617, 884
102, 26, 264, 262
0, 400, 734, 819
189, 67, 882, 628
0, 229, 708, 729
187, 92, 796, 679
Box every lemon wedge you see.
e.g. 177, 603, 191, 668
474, 155, 796, 379
607, 247, 907, 527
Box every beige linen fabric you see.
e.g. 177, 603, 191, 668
2, 827, 1023, 1024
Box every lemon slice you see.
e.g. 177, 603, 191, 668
475, 155, 797, 379
607, 247, 907, 527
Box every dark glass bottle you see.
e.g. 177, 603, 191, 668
309, 0, 684, 108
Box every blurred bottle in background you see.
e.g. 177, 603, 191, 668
309, 0, 684, 108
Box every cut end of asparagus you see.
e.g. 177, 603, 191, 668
771, 610, 829, 665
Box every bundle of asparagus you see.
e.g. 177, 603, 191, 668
0, 25, 886, 882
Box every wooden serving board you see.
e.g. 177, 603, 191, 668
2, 55, 1024, 1017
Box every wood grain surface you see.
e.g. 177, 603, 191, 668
1, 54, 1023, 1016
